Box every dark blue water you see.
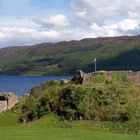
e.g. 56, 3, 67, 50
0, 76, 72, 96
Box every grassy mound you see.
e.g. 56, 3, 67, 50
17, 73, 140, 134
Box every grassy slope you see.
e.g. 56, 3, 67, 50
0, 112, 139, 140
0, 35, 140, 75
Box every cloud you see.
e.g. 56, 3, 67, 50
31, 14, 68, 28
71, 0, 140, 22
110, 19, 140, 31
0, 0, 140, 47
30, 0, 140, 39
0, 27, 59, 47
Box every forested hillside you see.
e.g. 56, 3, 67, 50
0, 35, 140, 75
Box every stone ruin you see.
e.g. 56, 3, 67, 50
0, 92, 18, 113
72, 70, 140, 86
71, 70, 86, 84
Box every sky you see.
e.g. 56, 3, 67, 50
0, 0, 140, 47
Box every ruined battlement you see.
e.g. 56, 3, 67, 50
0, 92, 18, 113
72, 70, 140, 86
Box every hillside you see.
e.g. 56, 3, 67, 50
0, 35, 140, 75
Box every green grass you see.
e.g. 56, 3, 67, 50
91, 73, 107, 83
91, 72, 130, 84
0, 127, 140, 140
0, 112, 139, 140
0, 112, 19, 127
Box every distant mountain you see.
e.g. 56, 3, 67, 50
0, 35, 140, 75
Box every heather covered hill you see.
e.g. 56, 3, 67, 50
0, 35, 140, 75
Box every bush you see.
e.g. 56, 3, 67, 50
102, 121, 140, 134
47, 80, 58, 86
19, 79, 140, 123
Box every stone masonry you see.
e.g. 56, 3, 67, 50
0, 92, 18, 113
72, 70, 140, 86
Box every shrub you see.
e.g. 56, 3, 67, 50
19, 79, 140, 123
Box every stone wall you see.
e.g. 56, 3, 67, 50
73, 70, 140, 86
0, 101, 7, 113
0, 92, 18, 113
123, 71, 140, 86
93, 71, 140, 86
7, 93, 19, 109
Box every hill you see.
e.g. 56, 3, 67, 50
18, 71, 140, 134
0, 35, 140, 75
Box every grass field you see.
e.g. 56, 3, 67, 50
0, 112, 139, 140
0, 126, 140, 140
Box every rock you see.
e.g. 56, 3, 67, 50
0, 92, 18, 113
71, 70, 86, 84
60, 79, 69, 85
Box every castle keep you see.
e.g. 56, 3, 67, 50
0, 92, 18, 113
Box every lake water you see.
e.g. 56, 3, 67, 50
0, 76, 72, 96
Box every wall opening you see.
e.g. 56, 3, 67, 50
0, 96, 7, 101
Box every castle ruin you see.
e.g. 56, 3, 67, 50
0, 92, 18, 113
72, 70, 140, 86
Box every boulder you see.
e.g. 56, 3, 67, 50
71, 70, 86, 84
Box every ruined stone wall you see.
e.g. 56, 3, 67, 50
0, 92, 18, 113
0, 101, 7, 113
82, 71, 140, 86
73, 70, 140, 86
122, 71, 140, 86
7, 93, 18, 109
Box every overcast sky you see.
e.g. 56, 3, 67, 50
0, 0, 140, 47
